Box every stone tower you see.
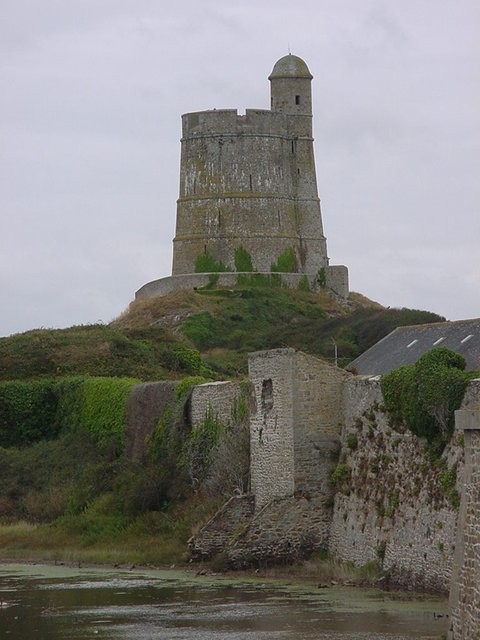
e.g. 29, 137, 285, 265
136, 54, 348, 300
172, 53, 328, 276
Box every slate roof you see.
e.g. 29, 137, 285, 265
349, 318, 480, 375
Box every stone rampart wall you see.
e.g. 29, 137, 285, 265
448, 409, 480, 639
135, 270, 348, 304
125, 381, 178, 460
228, 495, 332, 568
328, 377, 480, 594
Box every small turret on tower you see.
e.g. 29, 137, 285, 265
269, 54, 313, 136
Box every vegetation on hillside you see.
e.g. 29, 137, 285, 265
0, 286, 444, 381
0, 285, 447, 564
0, 377, 250, 565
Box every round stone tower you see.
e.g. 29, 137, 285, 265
171, 53, 329, 277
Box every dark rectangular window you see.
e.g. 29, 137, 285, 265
295, 95, 300, 105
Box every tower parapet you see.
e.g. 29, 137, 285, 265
136, 54, 348, 300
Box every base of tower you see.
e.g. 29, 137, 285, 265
135, 266, 348, 301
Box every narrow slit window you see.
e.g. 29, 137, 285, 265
249, 174, 253, 191
295, 95, 300, 105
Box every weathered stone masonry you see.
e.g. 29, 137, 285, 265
123, 351, 479, 608
449, 409, 480, 639
136, 54, 349, 301
188, 349, 480, 604
190, 349, 351, 566
249, 348, 350, 509
329, 375, 464, 593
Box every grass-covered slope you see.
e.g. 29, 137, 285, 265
0, 286, 446, 565
0, 287, 445, 381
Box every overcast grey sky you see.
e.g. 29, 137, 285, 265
1, 0, 479, 337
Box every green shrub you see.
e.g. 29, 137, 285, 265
316, 267, 327, 288
376, 540, 387, 562
381, 348, 472, 449
207, 272, 220, 287
234, 246, 254, 272
330, 463, 351, 486
271, 247, 297, 273
157, 341, 212, 376
194, 251, 230, 273
79, 377, 139, 447
53, 376, 138, 449
439, 467, 460, 509
346, 432, 358, 450
181, 312, 218, 350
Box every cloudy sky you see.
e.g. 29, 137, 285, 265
1, 0, 479, 337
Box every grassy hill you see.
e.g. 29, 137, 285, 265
0, 287, 444, 381
0, 286, 446, 565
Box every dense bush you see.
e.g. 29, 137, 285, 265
381, 347, 475, 450
0, 380, 59, 447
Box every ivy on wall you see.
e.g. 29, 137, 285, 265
0, 376, 139, 449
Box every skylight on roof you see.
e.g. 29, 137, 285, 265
461, 334, 474, 344
407, 339, 418, 348
433, 337, 445, 346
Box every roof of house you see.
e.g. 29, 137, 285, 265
348, 318, 480, 375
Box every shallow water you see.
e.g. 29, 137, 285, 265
0, 563, 448, 639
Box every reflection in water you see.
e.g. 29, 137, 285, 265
0, 563, 447, 639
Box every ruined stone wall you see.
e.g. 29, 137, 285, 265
328, 377, 480, 594
449, 409, 480, 639
189, 349, 350, 566
249, 349, 351, 510
190, 381, 242, 428
188, 495, 255, 562
227, 495, 332, 568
